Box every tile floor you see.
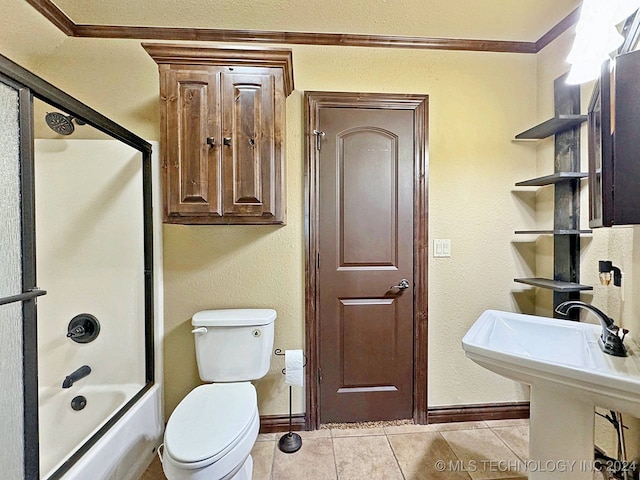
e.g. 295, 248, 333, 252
141, 419, 606, 479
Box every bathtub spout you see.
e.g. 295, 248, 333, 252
62, 365, 91, 389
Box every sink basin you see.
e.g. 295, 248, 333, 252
463, 309, 640, 414
463, 310, 640, 479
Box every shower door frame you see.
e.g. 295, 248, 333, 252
0, 70, 41, 480
0, 53, 155, 480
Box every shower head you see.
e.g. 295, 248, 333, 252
45, 112, 84, 135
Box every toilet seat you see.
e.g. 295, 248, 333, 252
164, 383, 258, 469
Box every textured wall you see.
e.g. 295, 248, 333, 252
2, 4, 540, 419
6, 33, 541, 417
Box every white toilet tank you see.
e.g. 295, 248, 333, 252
192, 309, 276, 382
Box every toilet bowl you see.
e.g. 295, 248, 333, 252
161, 383, 259, 480
161, 309, 276, 480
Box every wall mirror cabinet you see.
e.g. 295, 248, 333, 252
588, 14, 640, 228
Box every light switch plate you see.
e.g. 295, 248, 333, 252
433, 239, 451, 258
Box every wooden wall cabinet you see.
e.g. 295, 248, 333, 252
144, 44, 294, 224
589, 49, 640, 228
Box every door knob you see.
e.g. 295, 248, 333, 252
391, 279, 410, 291
223, 137, 232, 146
206, 137, 216, 147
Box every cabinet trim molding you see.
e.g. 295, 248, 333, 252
142, 43, 294, 96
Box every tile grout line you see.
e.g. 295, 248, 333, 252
331, 431, 340, 479
438, 430, 474, 480
487, 424, 528, 463
383, 432, 407, 480
269, 439, 276, 480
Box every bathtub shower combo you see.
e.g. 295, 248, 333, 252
0, 54, 162, 479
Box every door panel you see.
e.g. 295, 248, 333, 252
221, 72, 277, 218
165, 68, 221, 217
319, 108, 414, 423
340, 127, 398, 268
340, 298, 397, 387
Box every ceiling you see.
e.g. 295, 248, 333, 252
51, 0, 582, 42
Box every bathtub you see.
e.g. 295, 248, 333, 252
40, 383, 163, 480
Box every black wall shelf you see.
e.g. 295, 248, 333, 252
515, 172, 588, 187
514, 278, 593, 292
515, 114, 587, 140
513, 75, 589, 316
514, 230, 592, 235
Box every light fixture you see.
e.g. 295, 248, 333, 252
566, 0, 640, 84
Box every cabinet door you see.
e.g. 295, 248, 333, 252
220, 71, 283, 223
164, 68, 221, 219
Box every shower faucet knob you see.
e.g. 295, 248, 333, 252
67, 314, 100, 344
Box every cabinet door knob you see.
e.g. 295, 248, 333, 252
223, 137, 232, 146
206, 137, 216, 147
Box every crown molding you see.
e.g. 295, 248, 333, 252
26, 0, 75, 36
142, 43, 295, 96
535, 6, 581, 51
26, 0, 578, 54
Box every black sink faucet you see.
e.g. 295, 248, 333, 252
555, 301, 628, 357
62, 365, 91, 388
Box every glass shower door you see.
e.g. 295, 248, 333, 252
0, 53, 154, 480
0, 78, 42, 480
33, 99, 149, 478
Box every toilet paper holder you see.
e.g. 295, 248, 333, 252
274, 348, 307, 374
273, 348, 307, 454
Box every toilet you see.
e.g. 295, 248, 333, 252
160, 309, 276, 480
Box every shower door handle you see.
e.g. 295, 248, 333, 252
0, 288, 47, 306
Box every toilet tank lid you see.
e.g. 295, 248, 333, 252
192, 308, 276, 327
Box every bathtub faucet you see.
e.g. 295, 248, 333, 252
62, 365, 91, 389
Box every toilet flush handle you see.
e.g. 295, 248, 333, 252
191, 327, 208, 334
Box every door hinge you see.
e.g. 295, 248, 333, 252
317, 252, 320, 269
318, 368, 322, 383
313, 130, 325, 151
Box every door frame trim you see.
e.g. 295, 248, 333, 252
304, 91, 429, 429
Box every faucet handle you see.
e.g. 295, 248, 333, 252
620, 328, 629, 342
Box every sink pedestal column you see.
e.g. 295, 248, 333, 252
529, 386, 595, 479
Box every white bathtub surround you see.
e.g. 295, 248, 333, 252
40, 384, 145, 478
61, 384, 163, 480
34, 140, 164, 479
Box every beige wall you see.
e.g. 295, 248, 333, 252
11, 33, 539, 417
9, 2, 624, 423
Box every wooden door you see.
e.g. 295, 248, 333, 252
220, 70, 282, 222
318, 107, 415, 423
163, 67, 221, 218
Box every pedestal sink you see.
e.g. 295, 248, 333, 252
462, 310, 640, 479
